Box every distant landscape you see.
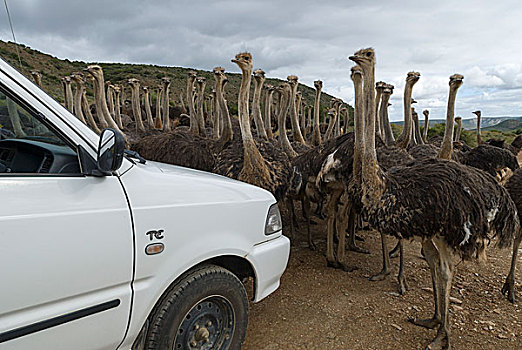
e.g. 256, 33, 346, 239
392, 116, 522, 131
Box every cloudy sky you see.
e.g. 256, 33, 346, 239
1, 0, 522, 121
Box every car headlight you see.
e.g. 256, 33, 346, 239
265, 204, 283, 235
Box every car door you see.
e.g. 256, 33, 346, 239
0, 82, 133, 350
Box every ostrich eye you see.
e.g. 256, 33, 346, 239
366, 52, 372, 57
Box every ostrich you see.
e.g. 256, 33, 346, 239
324, 108, 337, 141
381, 84, 395, 145
113, 84, 123, 129
213, 67, 233, 149
423, 109, 430, 143
155, 85, 163, 130
195, 76, 207, 135
252, 69, 268, 140
306, 105, 313, 137
62, 76, 74, 113
85, 65, 122, 133
311, 80, 323, 146
412, 110, 425, 145
350, 48, 519, 350
297, 91, 304, 133
31, 70, 42, 88
454, 116, 462, 142
473, 110, 482, 145
70, 73, 87, 124
79, 77, 101, 134
142, 86, 154, 129
213, 52, 291, 202
263, 84, 275, 139
375, 81, 386, 139
276, 83, 298, 159
161, 77, 171, 132
287, 75, 307, 145
128, 78, 145, 133
211, 89, 220, 138
333, 98, 343, 137
186, 71, 198, 134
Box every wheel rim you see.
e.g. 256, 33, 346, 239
174, 295, 235, 350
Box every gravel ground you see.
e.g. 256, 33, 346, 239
242, 214, 522, 350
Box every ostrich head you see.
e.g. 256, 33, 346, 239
350, 65, 363, 81
196, 76, 206, 89
296, 91, 302, 99
127, 78, 140, 89
142, 86, 149, 93
70, 72, 84, 84
423, 109, 429, 117
472, 110, 481, 117
287, 75, 298, 87
61, 76, 71, 84
411, 99, 417, 104
314, 80, 323, 90
231, 52, 253, 74
349, 48, 375, 70
84, 65, 104, 82
213, 66, 225, 75
113, 84, 121, 93
161, 77, 171, 88
253, 69, 265, 82
376, 81, 386, 92
187, 70, 197, 84
449, 74, 464, 89
406, 71, 421, 85
31, 70, 41, 78
265, 84, 275, 93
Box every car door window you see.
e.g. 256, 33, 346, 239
0, 88, 81, 174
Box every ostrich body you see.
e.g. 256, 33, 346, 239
70, 73, 87, 124
485, 134, 522, 157
31, 70, 42, 88
422, 109, 430, 143
195, 76, 207, 135
128, 78, 145, 133
311, 80, 323, 146
351, 48, 519, 350
252, 69, 268, 140
287, 75, 306, 145
85, 65, 121, 132
263, 85, 275, 139
161, 77, 171, 132
142, 86, 154, 129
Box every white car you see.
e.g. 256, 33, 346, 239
0, 57, 290, 350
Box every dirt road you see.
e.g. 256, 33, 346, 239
243, 218, 522, 349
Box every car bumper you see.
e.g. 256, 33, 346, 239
246, 234, 290, 302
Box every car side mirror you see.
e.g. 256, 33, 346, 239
97, 128, 124, 174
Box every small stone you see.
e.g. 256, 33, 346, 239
453, 305, 464, 311
422, 287, 433, 293
498, 334, 509, 339
390, 323, 402, 331
388, 292, 401, 297
450, 297, 463, 305
412, 305, 420, 312
493, 309, 501, 315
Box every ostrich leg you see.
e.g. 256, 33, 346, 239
302, 197, 316, 251
397, 239, 410, 295
502, 229, 522, 303
346, 211, 369, 254
326, 189, 343, 268
370, 232, 392, 281
410, 238, 442, 329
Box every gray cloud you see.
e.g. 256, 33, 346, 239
2, 0, 522, 120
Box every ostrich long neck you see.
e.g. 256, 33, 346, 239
324, 110, 336, 140
73, 84, 86, 123
313, 85, 322, 145
476, 114, 482, 145
278, 89, 297, 158
352, 75, 364, 184
335, 102, 342, 137
413, 113, 424, 144
264, 90, 274, 139
218, 79, 233, 144
114, 89, 122, 129
187, 77, 198, 134
65, 81, 74, 112
81, 89, 101, 134
196, 82, 206, 135
455, 119, 462, 142
162, 83, 170, 132
438, 86, 459, 160
381, 93, 394, 145
253, 77, 268, 139
238, 69, 254, 141
131, 84, 145, 132
423, 113, 429, 142
143, 89, 154, 129
92, 78, 108, 129
397, 82, 413, 149
107, 86, 115, 116
94, 75, 121, 132
155, 87, 163, 129
289, 83, 306, 144
307, 106, 312, 134
375, 89, 383, 139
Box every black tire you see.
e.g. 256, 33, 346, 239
145, 264, 249, 350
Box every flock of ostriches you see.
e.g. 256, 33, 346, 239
30, 48, 522, 350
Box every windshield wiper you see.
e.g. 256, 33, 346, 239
124, 149, 146, 164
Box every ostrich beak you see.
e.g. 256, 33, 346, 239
231, 59, 238, 63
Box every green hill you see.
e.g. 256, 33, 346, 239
0, 40, 352, 120
481, 118, 522, 132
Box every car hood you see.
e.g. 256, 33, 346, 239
120, 160, 276, 205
